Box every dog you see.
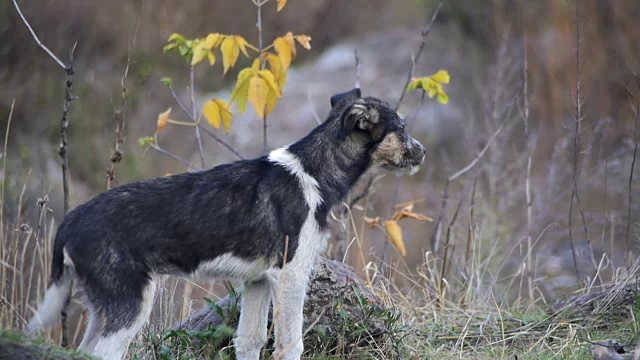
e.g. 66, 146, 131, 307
27, 88, 426, 360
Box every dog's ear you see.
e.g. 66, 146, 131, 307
339, 102, 380, 139
330, 88, 361, 108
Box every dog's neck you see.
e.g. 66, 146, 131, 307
287, 121, 371, 226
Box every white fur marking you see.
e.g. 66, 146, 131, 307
191, 253, 269, 281
268, 148, 322, 210
27, 280, 70, 334
92, 279, 157, 360
63, 248, 73, 267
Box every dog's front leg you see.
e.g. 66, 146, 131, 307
234, 277, 272, 360
272, 267, 308, 360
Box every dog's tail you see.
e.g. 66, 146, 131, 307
26, 238, 72, 335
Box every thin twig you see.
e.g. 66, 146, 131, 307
190, 66, 206, 168
448, 115, 510, 183
149, 144, 199, 170
522, 34, 535, 302
59, 44, 77, 217
0, 100, 15, 246
459, 170, 478, 309
568, 0, 585, 278
107, 4, 143, 189
354, 49, 362, 89
626, 97, 639, 263
394, 3, 442, 110
11, 0, 68, 71
438, 199, 462, 309
198, 125, 245, 160
256, 0, 268, 154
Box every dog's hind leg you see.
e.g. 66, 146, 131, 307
78, 307, 102, 353
92, 278, 157, 360
234, 277, 272, 360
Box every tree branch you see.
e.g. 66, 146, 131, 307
190, 66, 206, 168
11, 0, 68, 71
149, 144, 199, 170
394, 3, 442, 110
107, 3, 143, 189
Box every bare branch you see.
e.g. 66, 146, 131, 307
11, 0, 68, 71
448, 107, 512, 183
198, 125, 245, 160
354, 49, 362, 89
149, 144, 199, 170
190, 66, 206, 168
255, 0, 268, 154
394, 3, 442, 110
568, 0, 590, 278
107, 3, 143, 189
59, 43, 77, 217
625, 98, 639, 262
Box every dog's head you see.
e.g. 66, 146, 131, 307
330, 88, 427, 175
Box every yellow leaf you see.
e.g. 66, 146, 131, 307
431, 70, 450, 84
274, 37, 292, 71
437, 91, 449, 104
203, 100, 221, 129
385, 220, 406, 257
407, 78, 421, 92
266, 53, 287, 89
157, 107, 171, 131
230, 67, 256, 113
284, 32, 296, 58
214, 99, 233, 133
207, 51, 216, 66
393, 208, 434, 222
251, 58, 261, 72
424, 79, 438, 98
205, 33, 223, 49
266, 88, 278, 117
258, 70, 281, 97
234, 36, 251, 57
296, 35, 312, 50
191, 41, 208, 66
221, 37, 240, 74
248, 76, 269, 119
276, 0, 287, 11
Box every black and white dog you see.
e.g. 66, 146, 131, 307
27, 88, 426, 360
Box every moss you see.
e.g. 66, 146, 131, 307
0, 330, 95, 360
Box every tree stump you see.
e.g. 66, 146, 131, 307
175, 257, 391, 354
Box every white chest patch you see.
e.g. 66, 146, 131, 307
268, 147, 329, 272
268, 148, 322, 210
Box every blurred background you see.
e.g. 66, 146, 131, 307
1, 0, 640, 346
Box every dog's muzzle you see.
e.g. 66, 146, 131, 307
397, 137, 426, 176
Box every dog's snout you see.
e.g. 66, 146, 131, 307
409, 137, 426, 158
418, 142, 427, 155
